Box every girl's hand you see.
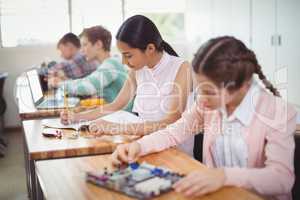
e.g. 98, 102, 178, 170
173, 168, 225, 197
60, 110, 78, 125
111, 142, 141, 165
88, 119, 119, 136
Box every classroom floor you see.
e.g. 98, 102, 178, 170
0, 130, 28, 200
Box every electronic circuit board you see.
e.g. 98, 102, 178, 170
86, 162, 184, 199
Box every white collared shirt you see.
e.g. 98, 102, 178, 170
212, 79, 261, 168
132, 51, 185, 121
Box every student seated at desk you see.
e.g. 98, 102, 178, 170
111, 36, 297, 200
61, 15, 192, 137
43, 33, 99, 82
50, 26, 127, 105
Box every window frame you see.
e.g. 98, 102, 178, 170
0, 0, 186, 48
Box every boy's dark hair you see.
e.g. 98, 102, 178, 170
57, 32, 81, 48
80, 26, 112, 51
192, 36, 280, 96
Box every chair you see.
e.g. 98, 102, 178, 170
193, 133, 203, 162
292, 134, 300, 199
0, 72, 8, 157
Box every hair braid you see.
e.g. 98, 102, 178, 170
255, 63, 281, 97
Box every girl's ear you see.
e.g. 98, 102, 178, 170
145, 43, 156, 55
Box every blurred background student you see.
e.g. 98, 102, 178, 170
40, 32, 99, 90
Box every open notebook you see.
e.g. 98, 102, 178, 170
42, 110, 143, 130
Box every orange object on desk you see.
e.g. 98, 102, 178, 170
80, 98, 106, 107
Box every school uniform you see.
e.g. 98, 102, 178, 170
132, 51, 194, 155
137, 80, 297, 200
61, 56, 126, 103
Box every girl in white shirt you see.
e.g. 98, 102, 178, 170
61, 15, 192, 139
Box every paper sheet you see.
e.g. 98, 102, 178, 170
101, 110, 143, 123
42, 110, 143, 130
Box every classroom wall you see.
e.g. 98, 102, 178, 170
185, 0, 300, 111
0, 44, 188, 128
0, 45, 60, 127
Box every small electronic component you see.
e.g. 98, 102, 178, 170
86, 162, 184, 199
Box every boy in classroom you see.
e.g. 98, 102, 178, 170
51, 26, 128, 106
43, 32, 99, 86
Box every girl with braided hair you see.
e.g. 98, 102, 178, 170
112, 36, 297, 199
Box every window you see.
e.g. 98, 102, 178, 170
0, 0, 187, 47
71, 0, 123, 38
0, 0, 69, 47
124, 0, 186, 42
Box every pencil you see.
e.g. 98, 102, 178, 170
64, 82, 69, 111
64, 83, 78, 138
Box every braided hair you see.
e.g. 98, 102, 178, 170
192, 36, 280, 97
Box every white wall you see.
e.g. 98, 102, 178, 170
186, 0, 300, 111
0, 45, 60, 127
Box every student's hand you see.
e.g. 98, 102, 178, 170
111, 142, 141, 165
87, 120, 104, 136
173, 168, 225, 197
88, 119, 120, 136
48, 76, 63, 88
60, 110, 78, 125
48, 69, 65, 79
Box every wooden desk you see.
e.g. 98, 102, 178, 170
35, 148, 263, 200
16, 75, 63, 120
22, 119, 138, 200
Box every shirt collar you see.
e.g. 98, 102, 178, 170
150, 51, 169, 75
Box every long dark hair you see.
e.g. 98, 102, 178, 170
192, 36, 280, 96
116, 15, 178, 57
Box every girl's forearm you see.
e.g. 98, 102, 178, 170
110, 120, 173, 136
76, 102, 120, 121
119, 113, 182, 136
